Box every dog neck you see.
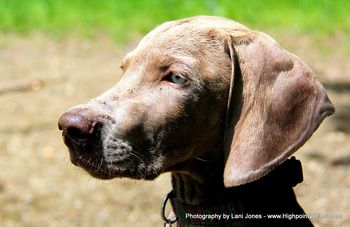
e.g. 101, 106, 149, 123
168, 157, 312, 226
170, 156, 226, 205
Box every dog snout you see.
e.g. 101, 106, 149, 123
58, 108, 101, 149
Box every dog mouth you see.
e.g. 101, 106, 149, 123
72, 155, 115, 179
67, 145, 147, 180
64, 134, 163, 180
69, 150, 148, 180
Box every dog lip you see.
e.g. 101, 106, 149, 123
73, 155, 114, 179
85, 168, 115, 180
74, 154, 146, 180
69, 153, 79, 166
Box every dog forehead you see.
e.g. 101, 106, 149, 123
145, 16, 248, 40
131, 16, 251, 59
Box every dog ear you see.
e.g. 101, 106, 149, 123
223, 32, 334, 187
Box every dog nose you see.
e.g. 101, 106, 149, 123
58, 109, 100, 148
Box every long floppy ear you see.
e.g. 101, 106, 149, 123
223, 32, 334, 187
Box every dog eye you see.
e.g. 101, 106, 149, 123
165, 73, 187, 84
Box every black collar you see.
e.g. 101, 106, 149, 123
161, 157, 304, 226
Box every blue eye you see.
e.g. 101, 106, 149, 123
167, 73, 187, 84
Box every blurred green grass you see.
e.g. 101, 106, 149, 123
0, 0, 349, 42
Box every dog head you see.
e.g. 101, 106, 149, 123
58, 16, 334, 186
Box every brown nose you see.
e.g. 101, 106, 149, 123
58, 109, 100, 149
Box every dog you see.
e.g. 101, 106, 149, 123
58, 16, 334, 226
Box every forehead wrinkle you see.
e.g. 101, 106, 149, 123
133, 48, 198, 70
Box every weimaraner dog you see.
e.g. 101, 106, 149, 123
58, 16, 334, 226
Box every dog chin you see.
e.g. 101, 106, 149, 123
85, 168, 160, 181
73, 157, 160, 181
84, 168, 116, 180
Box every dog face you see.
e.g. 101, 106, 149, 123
58, 17, 235, 180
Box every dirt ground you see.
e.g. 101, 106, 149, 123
0, 33, 349, 227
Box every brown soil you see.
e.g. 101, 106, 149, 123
0, 34, 349, 227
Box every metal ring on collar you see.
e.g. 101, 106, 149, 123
161, 191, 178, 226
